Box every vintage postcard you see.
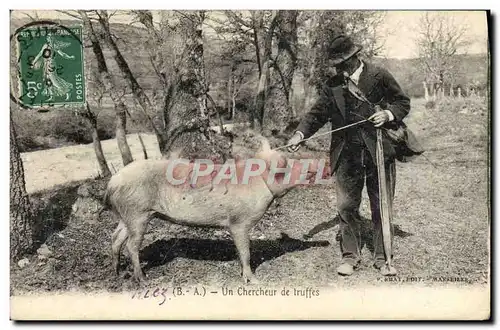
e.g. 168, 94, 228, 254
9, 9, 490, 320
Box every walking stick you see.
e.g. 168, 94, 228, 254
375, 124, 396, 274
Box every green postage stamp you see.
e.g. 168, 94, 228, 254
16, 25, 85, 108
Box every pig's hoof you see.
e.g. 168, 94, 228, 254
133, 272, 148, 284
243, 274, 260, 285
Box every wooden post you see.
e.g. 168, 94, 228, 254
423, 81, 429, 101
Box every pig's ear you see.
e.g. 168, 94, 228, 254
273, 171, 287, 185
168, 148, 182, 160
171, 162, 189, 181
323, 166, 332, 179
257, 137, 272, 154
268, 152, 288, 169
280, 154, 289, 168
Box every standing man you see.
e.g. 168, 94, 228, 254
287, 35, 411, 276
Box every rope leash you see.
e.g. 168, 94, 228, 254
274, 112, 438, 169
272, 119, 369, 151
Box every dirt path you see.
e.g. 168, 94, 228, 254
21, 122, 251, 194
21, 134, 162, 194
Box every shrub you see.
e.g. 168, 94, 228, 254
425, 100, 436, 109
95, 110, 115, 140
52, 111, 93, 144
437, 96, 487, 114
16, 134, 43, 152
12, 109, 53, 152
12, 107, 126, 152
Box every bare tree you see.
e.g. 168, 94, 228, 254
160, 11, 232, 159
211, 10, 287, 131
206, 12, 258, 122
81, 102, 112, 177
191, 11, 209, 118
213, 11, 383, 135
416, 12, 470, 99
80, 26, 112, 176
94, 10, 231, 160
293, 11, 385, 117
10, 116, 34, 260
305, 11, 386, 88
228, 64, 256, 120
264, 10, 299, 135
80, 11, 137, 166
221, 10, 264, 77
342, 11, 387, 58
253, 10, 279, 132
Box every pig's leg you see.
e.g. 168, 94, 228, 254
125, 213, 150, 283
111, 220, 129, 275
229, 223, 258, 284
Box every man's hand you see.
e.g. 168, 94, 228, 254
286, 131, 304, 152
368, 111, 389, 127
369, 106, 394, 128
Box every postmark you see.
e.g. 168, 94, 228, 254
11, 21, 85, 110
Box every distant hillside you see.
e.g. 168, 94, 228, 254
372, 54, 489, 98
10, 18, 155, 92
11, 17, 489, 101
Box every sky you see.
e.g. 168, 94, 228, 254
379, 11, 488, 59
10, 10, 489, 59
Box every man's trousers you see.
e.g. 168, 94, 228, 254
334, 140, 396, 266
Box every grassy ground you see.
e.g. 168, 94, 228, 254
11, 97, 489, 294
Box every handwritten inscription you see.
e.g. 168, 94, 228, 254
131, 286, 321, 305
131, 287, 170, 306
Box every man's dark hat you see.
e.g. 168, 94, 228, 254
327, 35, 363, 66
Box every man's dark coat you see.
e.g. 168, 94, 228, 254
296, 62, 422, 174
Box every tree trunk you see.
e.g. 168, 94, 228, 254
85, 103, 111, 177
90, 127, 111, 177
10, 117, 34, 261
137, 133, 148, 160
115, 102, 134, 166
253, 10, 279, 132
227, 72, 233, 120
80, 10, 135, 166
253, 61, 269, 131
163, 11, 232, 161
232, 85, 237, 120
131, 11, 173, 154
78, 12, 112, 176
192, 11, 208, 118
278, 10, 298, 105
95, 10, 166, 152
251, 11, 263, 77
264, 10, 298, 135
227, 63, 237, 120
299, 13, 320, 119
